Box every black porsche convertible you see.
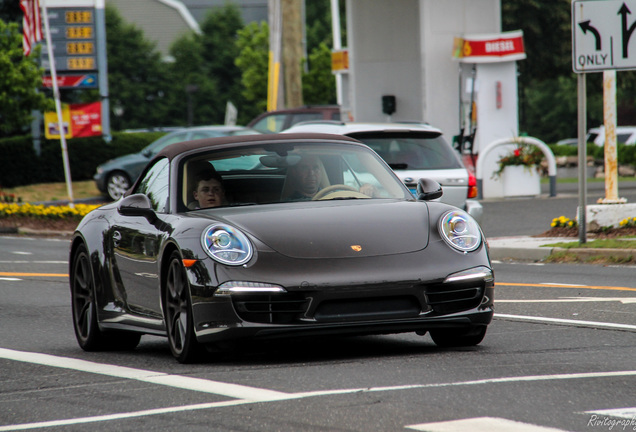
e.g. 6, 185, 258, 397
70, 133, 494, 363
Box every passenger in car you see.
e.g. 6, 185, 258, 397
192, 168, 227, 208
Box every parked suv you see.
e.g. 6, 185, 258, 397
247, 105, 341, 134
587, 126, 636, 146
283, 121, 482, 222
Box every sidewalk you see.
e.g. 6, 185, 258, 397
488, 236, 636, 262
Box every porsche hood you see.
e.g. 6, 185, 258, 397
220, 200, 430, 259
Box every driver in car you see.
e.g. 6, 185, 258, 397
285, 154, 378, 201
287, 155, 325, 200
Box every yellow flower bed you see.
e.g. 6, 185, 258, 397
0, 203, 100, 219
619, 217, 636, 227
551, 215, 577, 228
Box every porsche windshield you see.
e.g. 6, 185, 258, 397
181, 142, 413, 209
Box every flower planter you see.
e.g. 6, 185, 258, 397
502, 165, 540, 197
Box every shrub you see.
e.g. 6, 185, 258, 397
0, 132, 166, 188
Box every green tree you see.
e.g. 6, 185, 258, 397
168, 33, 219, 126
199, 4, 245, 121
302, 42, 336, 105
501, 0, 635, 142
105, 5, 173, 130
168, 4, 245, 125
235, 21, 269, 124
0, 19, 52, 137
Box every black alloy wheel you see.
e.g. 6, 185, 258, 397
164, 251, 202, 363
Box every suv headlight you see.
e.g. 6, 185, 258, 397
438, 210, 481, 252
201, 224, 253, 265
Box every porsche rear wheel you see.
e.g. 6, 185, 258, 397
164, 251, 202, 363
71, 244, 141, 351
429, 326, 487, 347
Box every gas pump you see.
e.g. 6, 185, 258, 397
455, 63, 478, 171
452, 31, 526, 198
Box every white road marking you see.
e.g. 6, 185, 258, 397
0, 261, 67, 264
0, 348, 288, 402
0, 400, 251, 431
0, 278, 21, 281
1, 347, 635, 431
406, 417, 568, 431
584, 407, 636, 419
10, 252, 32, 255
495, 313, 636, 331
497, 297, 636, 304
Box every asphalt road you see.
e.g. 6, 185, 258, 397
1, 186, 636, 431
479, 179, 636, 238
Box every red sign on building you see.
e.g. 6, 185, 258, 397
453, 31, 526, 63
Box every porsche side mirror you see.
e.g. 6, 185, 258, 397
416, 178, 443, 201
118, 193, 157, 223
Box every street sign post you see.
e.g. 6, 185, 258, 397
571, 0, 636, 244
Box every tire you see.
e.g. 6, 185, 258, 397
70, 244, 141, 351
430, 326, 487, 347
164, 251, 202, 363
106, 171, 131, 201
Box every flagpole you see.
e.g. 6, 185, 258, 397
40, 0, 74, 207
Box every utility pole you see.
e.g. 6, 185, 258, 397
282, 0, 303, 108
267, 0, 283, 111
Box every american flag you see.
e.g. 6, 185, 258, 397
19, 0, 42, 56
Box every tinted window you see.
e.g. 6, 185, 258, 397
289, 112, 324, 127
352, 134, 463, 170
191, 131, 221, 139
252, 115, 286, 133
135, 158, 170, 213
144, 132, 189, 155
617, 133, 632, 143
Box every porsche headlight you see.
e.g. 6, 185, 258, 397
439, 210, 481, 252
201, 224, 253, 265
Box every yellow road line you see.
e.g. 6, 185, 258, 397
496, 282, 636, 292
0, 272, 67, 278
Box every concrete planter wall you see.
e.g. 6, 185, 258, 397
502, 165, 541, 197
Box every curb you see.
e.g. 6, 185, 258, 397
552, 247, 636, 260
0, 226, 73, 237
489, 246, 554, 261
489, 245, 636, 262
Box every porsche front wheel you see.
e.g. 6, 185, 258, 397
164, 251, 202, 363
429, 326, 487, 347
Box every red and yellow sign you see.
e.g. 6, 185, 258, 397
45, 101, 101, 139
453, 31, 526, 63
70, 101, 102, 138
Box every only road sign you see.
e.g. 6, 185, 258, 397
573, 0, 636, 72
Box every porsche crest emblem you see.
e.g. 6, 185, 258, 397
350, 245, 362, 252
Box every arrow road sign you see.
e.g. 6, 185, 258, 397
573, 0, 636, 72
